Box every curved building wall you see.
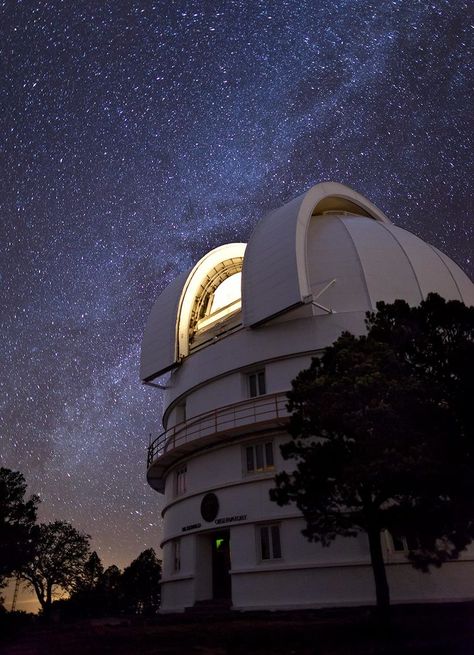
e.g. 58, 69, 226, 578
159, 433, 474, 612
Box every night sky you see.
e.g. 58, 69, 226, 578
1, 0, 472, 600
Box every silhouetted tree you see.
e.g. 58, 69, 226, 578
55, 551, 105, 618
52, 549, 162, 619
0, 468, 39, 602
77, 551, 104, 593
271, 294, 474, 622
97, 564, 122, 615
18, 521, 90, 615
120, 548, 161, 615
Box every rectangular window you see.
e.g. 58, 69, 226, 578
391, 535, 406, 552
175, 401, 186, 424
245, 441, 274, 473
389, 532, 419, 553
248, 370, 266, 398
175, 466, 187, 496
259, 524, 282, 561
172, 539, 181, 572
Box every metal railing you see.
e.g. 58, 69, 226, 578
147, 392, 289, 468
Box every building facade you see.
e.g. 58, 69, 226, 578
141, 182, 474, 612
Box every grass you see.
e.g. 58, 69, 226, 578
1, 602, 473, 655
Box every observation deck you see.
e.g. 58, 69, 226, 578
147, 392, 290, 492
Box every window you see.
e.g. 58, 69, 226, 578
175, 466, 187, 496
248, 370, 266, 398
175, 401, 186, 424
259, 524, 282, 561
172, 539, 181, 572
245, 441, 274, 473
388, 532, 418, 553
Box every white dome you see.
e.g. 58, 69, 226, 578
141, 182, 473, 382
242, 181, 473, 326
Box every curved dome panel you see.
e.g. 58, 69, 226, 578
177, 243, 246, 358
335, 216, 424, 309
430, 246, 474, 306
140, 243, 246, 381
380, 224, 469, 303
140, 270, 191, 381
305, 215, 472, 316
242, 182, 390, 326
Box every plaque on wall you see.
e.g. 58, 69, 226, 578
201, 492, 219, 522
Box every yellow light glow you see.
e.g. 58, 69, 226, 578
177, 244, 246, 357
210, 272, 242, 314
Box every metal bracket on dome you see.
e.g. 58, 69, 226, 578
144, 381, 170, 390
310, 278, 336, 315
143, 370, 174, 390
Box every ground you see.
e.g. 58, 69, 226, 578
1, 603, 473, 655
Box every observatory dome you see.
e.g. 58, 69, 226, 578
141, 181, 474, 614
141, 181, 473, 383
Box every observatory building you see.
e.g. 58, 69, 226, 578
141, 182, 474, 612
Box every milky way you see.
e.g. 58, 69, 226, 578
1, 0, 472, 574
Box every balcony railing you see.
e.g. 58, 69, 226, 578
147, 392, 290, 468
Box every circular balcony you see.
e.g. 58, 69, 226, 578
147, 392, 290, 492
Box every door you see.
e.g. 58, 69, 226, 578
211, 530, 231, 600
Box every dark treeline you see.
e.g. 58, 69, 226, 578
52, 547, 162, 619
0, 468, 161, 621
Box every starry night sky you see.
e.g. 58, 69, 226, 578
1, 0, 472, 585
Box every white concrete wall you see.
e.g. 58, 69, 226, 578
232, 565, 376, 610
162, 311, 368, 423
163, 354, 314, 431
161, 511, 474, 611
159, 434, 474, 612
231, 560, 474, 610
162, 433, 293, 522
160, 578, 194, 612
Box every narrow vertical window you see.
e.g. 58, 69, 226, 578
249, 374, 257, 398
265, 442, 274, 467
271, 525, 282, 559
175, 466, 187, 496
255, 444, 264, 469
175, 401, 186, 424
248, 370, 266, 398
173, 539, 181, 572
260, 526, 270, 560
259, 524, 282, 561
246, 446, 255, 472
244, 441, 274, 474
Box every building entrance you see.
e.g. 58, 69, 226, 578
211, 530, 231, 600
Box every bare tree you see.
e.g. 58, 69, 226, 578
19, 521, 90, 615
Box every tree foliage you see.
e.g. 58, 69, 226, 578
54, 550, 162, 619
97, 564, 123, 615
270, 294, 474, 614
0, 468, 39, 590
18, 520, 91, 613
120, 548, 161, 615
80, 551, 104, 593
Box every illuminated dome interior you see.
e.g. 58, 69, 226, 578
190, 261, 243, 346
